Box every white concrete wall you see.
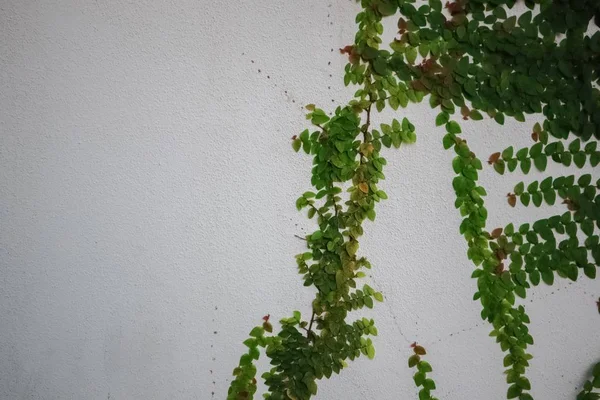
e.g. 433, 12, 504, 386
1, 1, 599, 399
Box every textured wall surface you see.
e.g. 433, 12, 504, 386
1, 1, 599, 399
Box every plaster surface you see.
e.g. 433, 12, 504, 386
1, 1, 599, 399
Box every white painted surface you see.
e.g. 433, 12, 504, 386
1, 1, 598, 399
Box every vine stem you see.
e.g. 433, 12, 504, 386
306, 311, 316, 339
360, 103, 372, 166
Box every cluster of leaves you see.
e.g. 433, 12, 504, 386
228, 11, 412, 395
490, 133, 600, 176
338, 0, 600, 398
229, 0, 600, 398
577, 362, 600, 400
408, 343, 438, 400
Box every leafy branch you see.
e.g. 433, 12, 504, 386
228, 0, 600, 399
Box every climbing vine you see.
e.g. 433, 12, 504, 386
228, 0, 600, 399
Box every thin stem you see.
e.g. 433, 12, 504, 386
360, 103, 372, 165
306, 311, 316, 339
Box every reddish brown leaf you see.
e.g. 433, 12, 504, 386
494, 262, 505, 275
495, 249, 506, 261
531, 132, 538, 142
490, 228, 503, 239
507, 193, 517, 208
488, 152, 501, 165
398, 17, 407, 31
563, 198, 578, 211
263, 321, 273, 333
418, 57, 438, 74
445, 1, 464, 15
411, 80, 428, 92
238, 391, 250, 400
358, 182, 369, 194
461, 106, 470, 118
339, 45, 354, 55
414, 345, 427, 355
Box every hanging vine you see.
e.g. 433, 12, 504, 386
228, 0, 600, 399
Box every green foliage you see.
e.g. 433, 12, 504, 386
577, 362, 600, 400
229, 0, 600, 399
408, 344, 439, 400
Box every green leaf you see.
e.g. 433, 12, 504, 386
249, 346, 260, 360
307, 379, 318, 395
470, 109, 483, 120
373, 57, 389, 75
534, 156, 547, 171
543, 190, 556, 205
367, 344, 375, 359
406, 47, 418, 64
292, 139, 302, 152
443, 134, 455, 149
529, 270, 541, 286
541, 270, 554, 285
249, 327, 264, 338
436, 112, 449, 126
578, 174, 592, 187
494, 113, 505, 125
569, 139, 581, 153
593, 362, 600, 377
507, 384, 521, 399
493, 6, 507, 19
446, 121, 462, 134
424, 378, 436, 390
540, 176, 553, 191
418, 388, 430, 400
574, 152, 586, 168
521, 159, 532, 174
377, 2, 397, 16
367, 209, 376, 221
517, 377, 531, 390
532, 192, 542, 207
514, 182, 525, 195
494, 160, 506, 175
584, 264, 596, 279
530, 143, 543, 158
418, 361, 433, 373
516, 148, 529, 160
408, 354, 421, 368
311, 110, 330, 125
581, 220, 594, 236
414, 371, 426, 386
239, 353, 252, 366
